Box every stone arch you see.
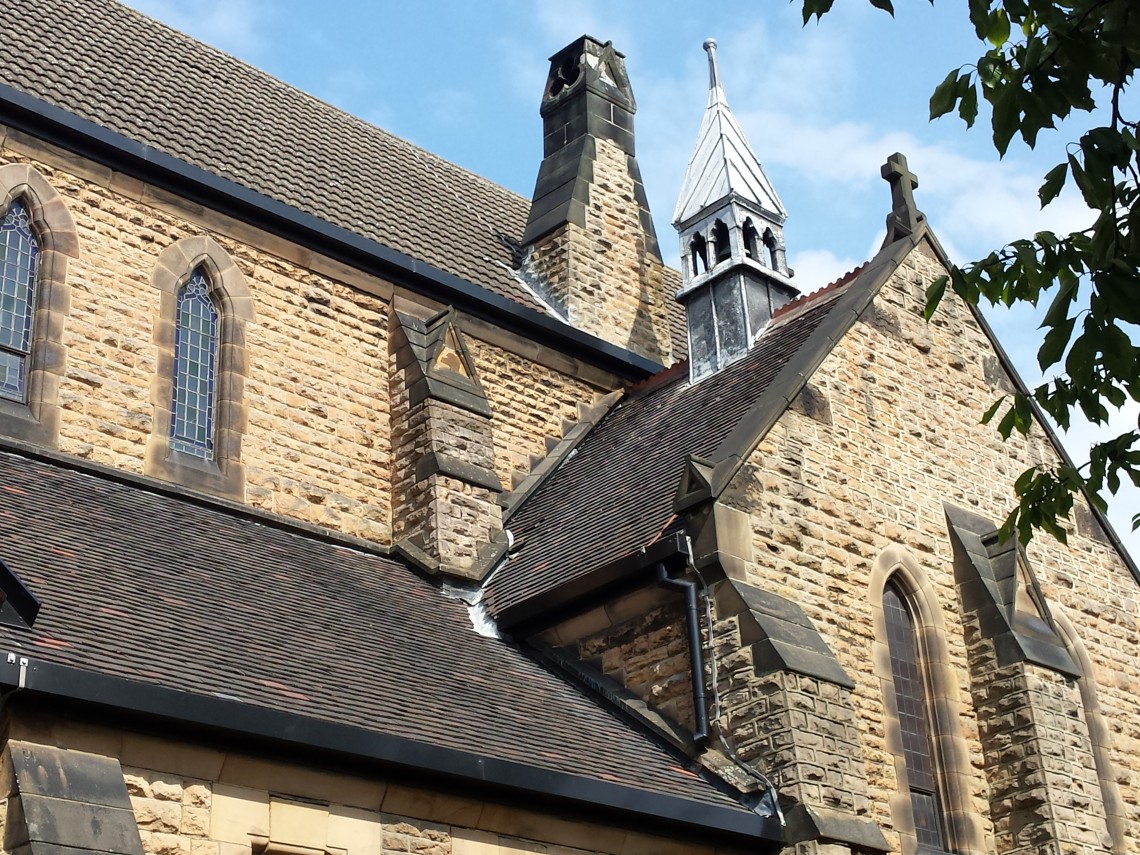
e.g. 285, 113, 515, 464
1051, 607, 1127, 852
0, 163, 79, 448
146, 235, 253, 499
869, 545, 987, 855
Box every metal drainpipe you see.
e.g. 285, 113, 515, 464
656, 562, 710, 747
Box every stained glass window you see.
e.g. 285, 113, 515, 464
884, 580, 947, 851
0, 200, 39, 402
169, 268, 219, 458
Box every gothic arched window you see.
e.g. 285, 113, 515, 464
170, 267, 220, 458
147, 236, 253, 499
712, 219, 731, 264
0, 164, 79, 449
0, 200, 38, 402
763, 228, 779, 270
742, 219, 760, 260
690, 233, 708, 274
883, 578, 947, 851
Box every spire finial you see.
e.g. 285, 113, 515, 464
704, 38, 722, 94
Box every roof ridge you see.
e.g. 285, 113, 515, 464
770, 262, 868, 325
111, 0, 530, 207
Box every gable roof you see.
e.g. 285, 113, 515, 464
490, 226, 1140, 629
1, 0, 536, 310
0, 445, 780, 843
486, 282, 852, 625
486, 234, 927, 627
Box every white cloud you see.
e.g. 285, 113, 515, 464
787, 249, 863, 295
123, 0, 268, 57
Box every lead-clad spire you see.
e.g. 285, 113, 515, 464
673, 39, 785, 228
673, 39, 797, 382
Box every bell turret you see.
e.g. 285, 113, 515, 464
674, 39, 798, 381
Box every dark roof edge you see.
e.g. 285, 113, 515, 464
0, 435, 393, 563
0, 654, 782, 846
675, 232, 923, 511
0, 83, 660, 382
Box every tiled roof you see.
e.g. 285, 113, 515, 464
0, 448, 749, 813
0, 0, 538, 310
487, 291, 845, 619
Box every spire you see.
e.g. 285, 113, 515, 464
673, 39, 785, 228
672, 39, 798, 382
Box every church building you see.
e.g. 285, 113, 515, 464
0, 3, 1137, 855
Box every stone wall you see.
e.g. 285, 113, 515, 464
465, 337, 598, 490
0, 129, 610, 548
711, 612, 872, 824
3, 717, 746, 855
721, 241, 1140, 852
523, 140, 672, 365
548, 596, 698, 732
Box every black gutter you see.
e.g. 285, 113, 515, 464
655, 563, 710, 747
0, 655, 783, 846
0, 84, 661, 382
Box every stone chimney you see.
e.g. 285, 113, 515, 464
520, 36, 673, 365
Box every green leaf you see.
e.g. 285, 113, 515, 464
1041, 271, 1077, 327
801, 0, 836, 24
1038, 162, 1068, 207
924, 275, 947, 320
868, 0, 895, 13
1038, 316, 1075, 370
987, 8, 1011, 46
958, 85, 979, 127
981, 397, 1006, 425
930, 69, 963, 120
992, 86, 1019, 156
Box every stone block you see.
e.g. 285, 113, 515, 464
210, 784, 269, 845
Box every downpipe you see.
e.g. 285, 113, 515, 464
655, 562, 710, 747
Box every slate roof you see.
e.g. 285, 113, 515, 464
0, 448, 752, 815
0, 0, 537, 310
487, 288, 847, 619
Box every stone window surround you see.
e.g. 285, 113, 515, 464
146, 236, 253, 500
0, 163, 78, 449
869, 545, 987, 855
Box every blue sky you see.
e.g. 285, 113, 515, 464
123, 0, 1137, 557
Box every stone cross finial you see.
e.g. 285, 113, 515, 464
881, 151, 924, 239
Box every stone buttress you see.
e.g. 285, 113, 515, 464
389, 306, 507, 581
947, 506, 1115, 854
